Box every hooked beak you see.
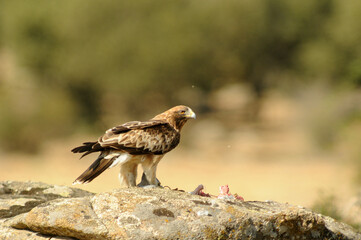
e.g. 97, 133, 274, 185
186, 109, 196, 119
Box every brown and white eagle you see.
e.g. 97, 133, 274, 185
72, 105, 196, 187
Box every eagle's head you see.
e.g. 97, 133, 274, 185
153, 105, 196, 131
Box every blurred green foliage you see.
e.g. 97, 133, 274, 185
312, 191, 361, 231
312, 191, 342, 222
0, 0, 360, 152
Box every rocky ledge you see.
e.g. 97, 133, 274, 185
0, 181, 359, 240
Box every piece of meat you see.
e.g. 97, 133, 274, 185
217, 184, 244, 201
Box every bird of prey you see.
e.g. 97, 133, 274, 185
72, 105, 196, 187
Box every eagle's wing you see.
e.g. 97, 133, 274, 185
99, 120, 180, 155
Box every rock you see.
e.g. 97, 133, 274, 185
8, 198, 108, 240
1, 181, 360, 240
0, 219, 74, 240
0, 181, 93, 219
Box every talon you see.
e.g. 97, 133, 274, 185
137, 173, 161, 187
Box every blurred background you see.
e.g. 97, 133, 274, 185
0, 0, 360, 229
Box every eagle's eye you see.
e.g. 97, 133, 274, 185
180, 110, 186, 115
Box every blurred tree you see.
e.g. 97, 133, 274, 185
0, 0, 360, 152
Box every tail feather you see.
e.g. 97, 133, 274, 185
73, 155, 114, 184
71, 141, 102, 158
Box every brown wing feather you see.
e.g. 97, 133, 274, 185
99, 121, 180, 155
111, 120, 163, 134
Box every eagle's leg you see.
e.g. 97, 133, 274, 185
118, 162, 138, 187
140, 155, 163, 187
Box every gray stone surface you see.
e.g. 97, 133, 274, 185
0, 181, 360, 240
0, 181, 94, 219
